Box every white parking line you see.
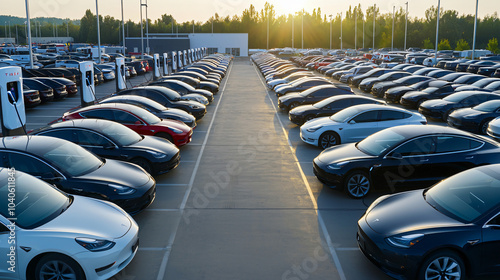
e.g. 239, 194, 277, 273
155, 62, 233, 280
254, 65, 347, 280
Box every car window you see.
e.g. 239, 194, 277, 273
75, 130, 113, 147
390, 136, 436, 156
5, 152, 60, 178
379, 110, 405, 121
435, 136, 481, 153
331, 99, 350, 108
488, 213, 500, 225
351, 111, 379, 123
112, 110, 141, 124
38, 129, 77, 142
312, 89, 333, 98
80, 109, 113, 120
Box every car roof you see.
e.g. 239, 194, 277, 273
388, 124, 478, 138
0, 135, 71, 152
41, 118, 121, 132
66, 103, 143, 115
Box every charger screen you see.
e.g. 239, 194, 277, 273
6, 81, 19, 104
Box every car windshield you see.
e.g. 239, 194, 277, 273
485, 81, 500, 91
150, 87, 182, 101
356, 129, 406, 156
300, 86, 328, 97
422, 87, 440, 94
97, 121, 143, 146
425, 167, 500, 223
471, 79, 495, 88
473, 101, 500, 113
37, 142, 103, 177
330, 106, 365, 123
314, 96, 341, 108
378, 72, 397, 79
0, 170, 70, 229
128, 106, 162, 125
443, 92, 471, 102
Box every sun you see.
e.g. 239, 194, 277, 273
273, 0, 308, 15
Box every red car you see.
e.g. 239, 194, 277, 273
59, 103, 193, 147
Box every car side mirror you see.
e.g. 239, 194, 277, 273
387, 153, 403, 160
40, 173, 63, 181
103, 143, 115, 150
135, 121, 143, 125
348, 120, 356, 124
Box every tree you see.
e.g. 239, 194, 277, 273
455, 39, 470, 51
487, 38, 499, 54
423, 38, 434, 49
438, 39, 451, 50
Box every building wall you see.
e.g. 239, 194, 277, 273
32, 37, 74, 44
125, 36, 190, 55
189, 33, 248, 57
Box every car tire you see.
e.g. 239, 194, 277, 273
480, 118, 493, 135
131, 157, 153, 174
418, 250, 465, 280
156, 132, 174, 143
318, 132, 340, 149
289, 102, 300, 110
344, 170, 371, 199
35, 254, 85, 280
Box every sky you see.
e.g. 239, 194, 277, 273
2, 0, 499, 23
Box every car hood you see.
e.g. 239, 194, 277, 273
276, 85, 293, 93
302, 116, 334, 129
449, 108, 486, 119
315, 143, 373, 164
365, 190, 461, 235
78, 159, 151, 187
290, 104, 316, 115
38, 195, 132, 239
156, 119, 192, 133
421, 99, 453, 108
268, 78, 286, 86
360, 77, 378, 85
129, 135, 179, 155
386, 85, 411, 94
374, 81, 395, 88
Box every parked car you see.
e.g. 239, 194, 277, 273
0, 169, 140, 280
350, 69, 395, 87
358, 164, 500, 280
149, 79, 213, 103
275, 78, 332, 96
32, 78, 68, 100
399, 83, 458, 109
359, 71, 411, 92
447, 100, 500, 134
301, 104, 426, 148
467, 61, 499, 73
313, 125, 500, 198
384, 80, 447, 103
371, 75, 432, 98
22, 78, 54, 102
33, 119, 181, 175
0, 135, 156, 213
23, 88, 41, 108
278, 85, 354, 111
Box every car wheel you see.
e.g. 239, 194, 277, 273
318, 132, 340, 149
35, 254, 85, 280
305, 115, 315, 122
480, 119, 493, 135
344, 171, 371, 199
418, 250, 465, 280
417, 98, 428, 107
289, 102, 300, 110
131, 158, 153, 174
156, 132, 174, 143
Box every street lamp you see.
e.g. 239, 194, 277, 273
140, 0, 145, 59
392, 6, 395, 51
363, 14, 365, 49
267, 10, 269, 49
340, 12, 343, 50
301, 9, 304, 49
329, 14, 333, 50
405, 2, 408, 50
292, 13, 294, 48
25, 0, 33, 69
435, 0, 441, 64
472, 0, 479, 59
96, 0, 102, 64
355, 9, 357, 50
121, 0, 125, 55
373, 4, 376, 53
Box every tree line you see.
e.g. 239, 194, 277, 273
1, 3, 499, 53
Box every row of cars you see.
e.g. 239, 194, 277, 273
253, 51, 500, 280
0, 54, 230, 280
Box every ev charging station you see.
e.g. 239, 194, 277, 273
163, 53, 170, 75
196, 48, 200, 60
172, 51, 177, 72
115, 57, 126, 92
190, 49, 195, 63
183, 50, 188, 66
178, 51, 183, 69
79, 61, 96, 107
187, 49, 192, 64
0, 66, 26, 136
153, 53, 161, 80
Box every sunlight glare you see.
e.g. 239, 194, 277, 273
273, 0, 308, 15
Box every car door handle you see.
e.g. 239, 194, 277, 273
73, 188, 84, 192
465, 156, 474, 159
420, 159, 429, 162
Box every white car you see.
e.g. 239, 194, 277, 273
300, 104, 427, 148
487, 117, 500, 139
0, 169, 139, 280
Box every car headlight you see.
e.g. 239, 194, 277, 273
189, 105, 199, 109
326, 161, 350, 170
169, 127, 183, 134
306, 125, 323, 132
75, 238, 116, 252
108, 183, 136, 195
149, 151, 167, 158
386, 234, 424, 248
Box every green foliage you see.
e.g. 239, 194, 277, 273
455, 39, 470, 51
438, 39, 451, 50
423, 38, 434, 49
487, 38, 499, 54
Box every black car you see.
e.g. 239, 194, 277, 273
359, 71, 411, 92
275, 78, 332, 96
173, 70, 220, 85
477, 64, 500, 76
23, 88, 41, 108
33, 78, 68, 100
447, 100, 500, 134
419, 91, 500, 121
115, 86, 207, 119
23, 78, 54, 102
426, 69, 455, 79
400, 83, 458, 109
0, 135, 156, 214
411, 67, 437, 76
455, 60, 480, 72
358, 164, 500, 280
371, 75, 432, 98
467, 61, 499, 73
339, 66, 375, 83
313, 125, 500, 198
277, 85, 353, 111
350, 68, 394, 87
451, 74, 486, 85
149, 79, 214, 102
288, 95, 384, 125
100, 95, 197, 128
438, 72, 470, 82
161, 75, 219, 94
384, 80, 448, 103
32, 119, 180, 175
443, 59, 469, 70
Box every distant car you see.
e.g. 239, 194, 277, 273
358, 164, 500, 280
33, 119, 181, 175
359, 71, 411, 92
149, 79, 213, 103
166, 74, 219, 93
467, 61, 499, 73
32, 77, 68, 100
59, 103, 193, 147
0, 169, 140, 280
277, 85, 354, 111
301, 104, 426, 148
384, 80, 448, 104
23, 88, 41, 108
371, 75, 433, 98
275, 78, 332, 96
447, 99, 500, 134
0, 135, 156, 213
289, 95, 385, 125
419, 91, 500, 121
350, 68, 395, 87
23, 78, 54, 102
313, 125, 500, 198
399, 83, 458, 109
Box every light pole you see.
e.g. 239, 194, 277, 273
193, 20, 195, 34
392, 6, 395, 51
329, 14, 333, 50
4, 22, 6, 39
472, 0, 478, 59
25, 0, 33, 69
140, 0, 145, 59
96, 0, 102, 64
66, 21, 69, 37
292, 14, 294, 48
145, 0, 149, 54
363, 14, 365, 49
404, 2, 408, 50
121, 0, 125, 55
373, 4, 376, 53
267, 11, 269, 49
8, 21, 11, 39
355, 10, 357, 50
435, 0, 441, 64
212, 17, 214, 33
301, 9, 304, 49
340, 12, 343, 50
